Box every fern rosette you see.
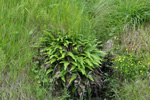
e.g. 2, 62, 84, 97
36, 31, 106, 97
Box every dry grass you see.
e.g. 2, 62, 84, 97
121, 25, 150, 56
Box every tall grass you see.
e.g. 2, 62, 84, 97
0, 0, 56, 99
0, 0, 98, 99
93, 0, 150, 41
46, 0, 97, 41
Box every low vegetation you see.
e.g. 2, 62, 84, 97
1, 0, 150, 99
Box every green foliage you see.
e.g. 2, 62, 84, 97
36, 31, 106, 99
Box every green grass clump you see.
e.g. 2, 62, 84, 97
113, 78, 150, 100
93, 0, 150, 41
46, 0, 96, 40
112, 0, 150, 26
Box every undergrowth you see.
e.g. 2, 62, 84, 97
1, 0, 150, 99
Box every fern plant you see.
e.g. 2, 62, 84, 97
35, 31, 106, 98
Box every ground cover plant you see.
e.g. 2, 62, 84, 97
114, 50, 149, 79
1, 0, 150, 99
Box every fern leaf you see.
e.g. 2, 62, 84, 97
67, 52, 76, 62
60, 61, 70, 70
69, 74, 77, 84
46, 69, 54, 75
